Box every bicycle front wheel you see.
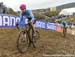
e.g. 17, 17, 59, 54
63, 27, 67, 37
17, 31, 29, 53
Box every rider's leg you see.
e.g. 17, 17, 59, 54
28, 20, 36, 36
27, 24, 36, 48
63, 27, 67, 37
31, 22, 36, 33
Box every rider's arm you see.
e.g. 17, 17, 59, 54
19, 12, 23, 20
27, 10, 35, 21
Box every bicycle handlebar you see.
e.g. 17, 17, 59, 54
16, 19, 37, 30
16, 23, 28, 29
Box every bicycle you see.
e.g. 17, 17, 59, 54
16, 21, 40, 53
63, 27, 67, 37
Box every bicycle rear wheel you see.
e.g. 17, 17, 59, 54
63, 27, 67, 37
32, 30, 40, 43
17, 31, 29, 53
29, 30, 40, 48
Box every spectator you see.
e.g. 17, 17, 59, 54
3, 7, 6, 14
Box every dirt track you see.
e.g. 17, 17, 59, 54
0, 28, 75, 57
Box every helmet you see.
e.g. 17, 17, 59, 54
20, 4, 26, 10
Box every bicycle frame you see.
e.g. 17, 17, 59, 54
17, 23, 33, 40
16, 23, 30, 31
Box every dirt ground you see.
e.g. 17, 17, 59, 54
0, 28, 75, 57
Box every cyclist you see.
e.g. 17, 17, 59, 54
61, 18, 68, 37
19, 4, 36, 37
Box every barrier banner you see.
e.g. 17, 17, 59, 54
34, 21, 46, 29
56, 27, 63, 32
0, 14, 57, 31
0, 15, 20, 27
46, 22, 57, 30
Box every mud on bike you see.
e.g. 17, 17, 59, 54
16, 21, 40, 53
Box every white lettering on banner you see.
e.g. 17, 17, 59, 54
15, 17, 20, 23
10, 16, 15, 26
25, 19, 28, 24
35, 21, 45, 28
47, 23, 56, 30
42, 22, 45, 28
3, 16, 9, 26
35, 21, 41, 28
0, 16, 2, 26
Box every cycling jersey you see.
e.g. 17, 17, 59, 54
20, 9, 35, 24
61, 19, 68, 28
